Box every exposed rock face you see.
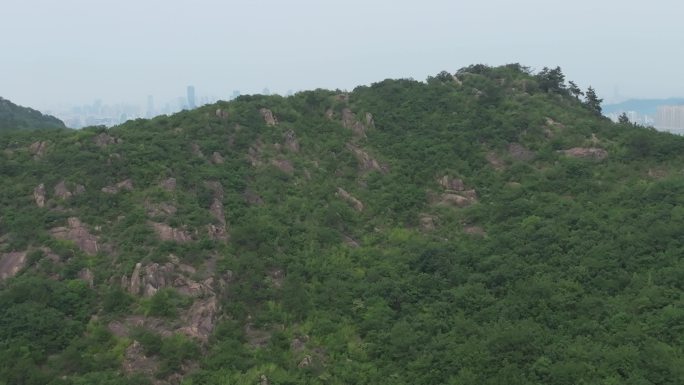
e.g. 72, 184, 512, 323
324, 109, 335, 120
54, 180, 78, 200
464, 225, 486, 236
435, 179, 478, 208
247, 141, 264, 166
102, 179, 134, 194
160, 177, 176, 191
205, 181, 228, 241
33, 183, 46, 207
78, 268, 95, 288
50, 217, 100, 255
122, 261, 213, 298
508, 143, 535, 161
151, 222, 192, 243
291, 335, 309, 351
283, 130, 300, 152
29, 141, 48, 158
438, 176, 465, 192
559, 147, 608, 160
346, 144, 389, 174
271, 159, 294, 174
191, 143, 205, 158
336, 187, 364, 212
298, 355, 313, 368
211, 152, 225, 164
419, 214, 436, 230
178, 296, 218, 341
93, 133, 121, 147
215, 108, 229, 119
365, 112, 375, 128
0, 251, 27, 280
439, 193, 474, 207
342, 235, 360, 248
259, 108, 278, 126
123, 340, 159, 376
341, 108, 369, 137
146, 202, 177, 218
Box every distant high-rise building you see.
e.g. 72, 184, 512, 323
187, 86, 196, 109
231, 90, 241, 100
655, 105, 684, 134
262, 88, 270, 95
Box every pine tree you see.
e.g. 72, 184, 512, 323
584, 86, 603, 114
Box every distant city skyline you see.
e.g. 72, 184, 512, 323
1, 0, 683, 114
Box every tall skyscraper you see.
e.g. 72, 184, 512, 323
187, 86, 196, 109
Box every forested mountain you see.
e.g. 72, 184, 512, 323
0, 97, 66, 131
1, 64, 683, 385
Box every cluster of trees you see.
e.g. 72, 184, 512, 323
0, 64, 683, 384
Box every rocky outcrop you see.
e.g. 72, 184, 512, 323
121, 261, 213, 298
419, 214, 436, 230
78, 268, 95, 288
205, 181, 228, 241
29, 141, 48, 158
210, 152, 224, 164
439, 193, 474, 207
298, 355, 313, 368
324, 109, 335, 120
191, 143, 205, 158
160, 177, 176, 191
259, 108, 278, 126
178, 296, 218, 341
54, 180, 85, 200
151, 222, 192, 243
93, 133, 121, 147
283, 130, 300, 152
247, 141, 264, 166
464, 225, 486, 236
50, 217, 100, 255
0, 251, 27, 280
508, 143, 534, 161
102, 179, 134, 194
435, 179, 478, 208
341, 108, 370, 137
146, 202, 177, 218
438, 176, 465, 192
346, 144, 389, 174
123, 340, 159, 376
215, 108, 229, 119
336, 187, 364, 212
559, 147, 608, 160
33, 183, 46, 207
271, 159, 294, 174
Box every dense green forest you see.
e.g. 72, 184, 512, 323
0, 64, 683, 385
0, 97, 65, 131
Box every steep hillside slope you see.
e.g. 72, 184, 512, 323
1, 64, 683, 385
0, 97, 66, 131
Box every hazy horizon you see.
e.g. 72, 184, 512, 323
2, 0, 683, 112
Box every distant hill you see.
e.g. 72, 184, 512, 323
0, 97, 66, 131
603, 97, 684, 115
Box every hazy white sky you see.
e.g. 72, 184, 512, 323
1, 0, 682, 109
